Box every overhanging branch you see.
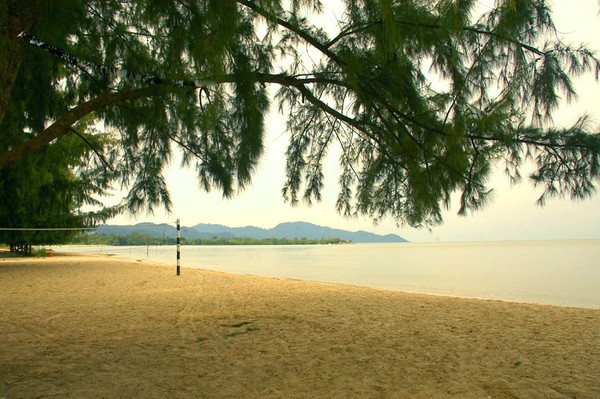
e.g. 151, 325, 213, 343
0, 87, 166, 170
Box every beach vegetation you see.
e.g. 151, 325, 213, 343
34, 248, 47, 258
1, 0, 599, 230
69, 232, 347, 246
0, 122, 121, 254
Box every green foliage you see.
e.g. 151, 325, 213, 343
0, 122, 120, 246
35, 248, 48, 258
184, 236, 347, 245
69, 232, 347, 246
71, 232, 174, 246
1, 0, 599, 229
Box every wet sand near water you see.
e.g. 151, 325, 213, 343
1, 252, 599, 398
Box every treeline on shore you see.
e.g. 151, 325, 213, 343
69, 232, 349, 246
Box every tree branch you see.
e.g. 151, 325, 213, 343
0, 87, 166, 170
68, 127, 113, 171
238, 0, 345, 67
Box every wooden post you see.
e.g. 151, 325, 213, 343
176, 219, 181, 276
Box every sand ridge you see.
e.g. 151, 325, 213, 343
1, 252, 599, 398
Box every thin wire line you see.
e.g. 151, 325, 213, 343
0, 228, 96, 231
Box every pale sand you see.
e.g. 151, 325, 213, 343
1, 252, 599, 398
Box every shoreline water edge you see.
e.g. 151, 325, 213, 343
56, 239, 600, 309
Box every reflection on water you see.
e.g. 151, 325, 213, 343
58, 240, 600, 308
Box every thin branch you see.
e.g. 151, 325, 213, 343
68, 127, 113, 171
19, 32, 216, 89
238, 0, 345, 67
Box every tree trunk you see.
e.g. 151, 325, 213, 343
0, 2, 39, 126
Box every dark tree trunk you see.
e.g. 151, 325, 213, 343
0, 2, 39, 126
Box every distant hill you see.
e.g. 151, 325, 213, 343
93, 221, 407, 243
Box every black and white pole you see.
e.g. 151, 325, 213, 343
176, 219, 181, 276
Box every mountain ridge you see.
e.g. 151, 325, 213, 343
93, 221, 407, 243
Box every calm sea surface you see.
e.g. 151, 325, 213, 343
57, 240, 600, 309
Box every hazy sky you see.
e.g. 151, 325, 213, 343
110, 1, 600, 242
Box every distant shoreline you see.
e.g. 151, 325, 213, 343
91, 221, 408, 243
68, 234, 351, 246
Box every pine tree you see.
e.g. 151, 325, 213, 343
1, 0, 598, 228
0, 118, 120, 251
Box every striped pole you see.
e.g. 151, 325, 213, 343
176, 219, 181, 276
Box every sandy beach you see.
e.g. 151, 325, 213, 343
1, 251, 599, 398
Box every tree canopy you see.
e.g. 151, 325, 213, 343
1, 0, 599, 228
0, 117, 118, 250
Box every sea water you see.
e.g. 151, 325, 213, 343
57, 240, 600, 309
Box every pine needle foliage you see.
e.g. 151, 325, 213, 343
1, 0, 599, 228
